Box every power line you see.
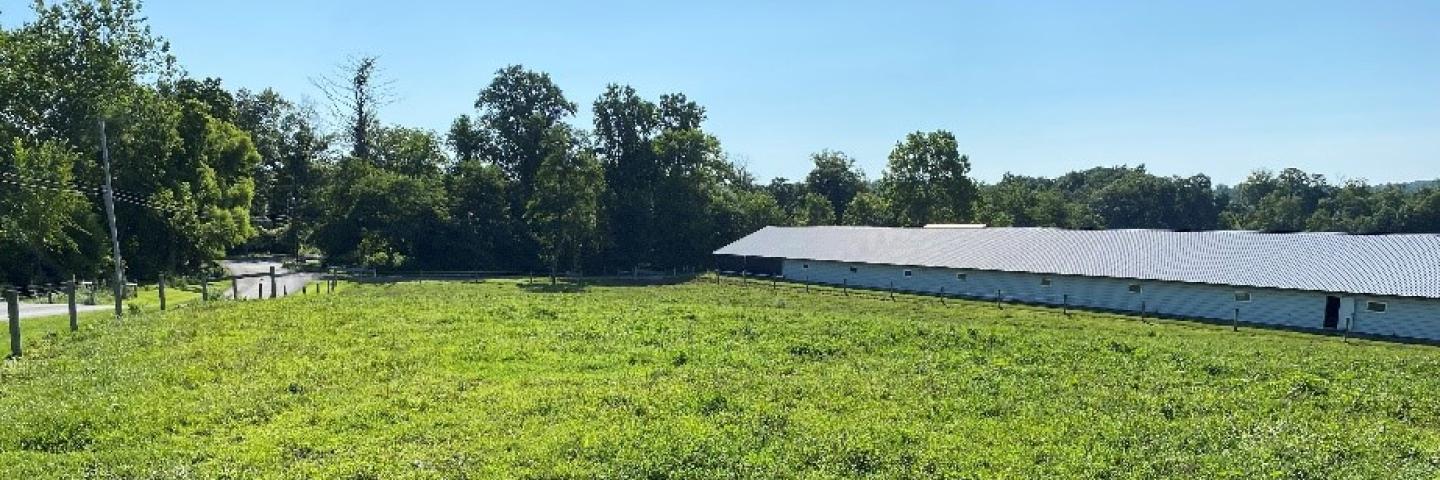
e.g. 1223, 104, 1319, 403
1, 170, 211, 219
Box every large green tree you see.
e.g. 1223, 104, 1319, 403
526, 126, 604, 281
804, 150, 865, 220
880, 130, 977, 226
473, 65, 576, 200
1, 0, 260, 281
651, 129, 726, 267
592, 84, 660, 269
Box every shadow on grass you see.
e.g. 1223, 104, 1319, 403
517, 282, 588, 293
514, 274, 701, 293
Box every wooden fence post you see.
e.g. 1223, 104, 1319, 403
996, 289, 1002, 309
1343, 314, 1351, 342
940, 287, 946, 305
258, 282, 264, 299
843, 278, 848, 296
46, 285, 54, 304
232, 277, 239, 299
88, 279, 97, 305
1063, 294, 1069, 316
67, 279, 78, 332
6, 289, 20, 358
268, 266, 277, 299
1232, 308, 1239, 332
889, 281, 895, 301
201, 276, 209, 302
158, 274, 167, 311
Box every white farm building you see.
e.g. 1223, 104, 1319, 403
714, 226, 1440, 342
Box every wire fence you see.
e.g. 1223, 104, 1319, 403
2, 267, 348, 359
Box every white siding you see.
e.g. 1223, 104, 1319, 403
781, 259, 1440, 341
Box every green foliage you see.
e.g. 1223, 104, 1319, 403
474, 65, 576, 192
372, 126, 448, 177
881, 130, 977, 226
5, 280, 1440, 477
0, 139, 101, 284
794, 192, 836, 226
842, 191, 892, 226
651, 129, 727, 267
593, 84, 662, 268
314, 164, 451, 269
526, 126, 604, 277
804, 150, 865, 220
446, 159, 516, 269
1, 1, 260, 281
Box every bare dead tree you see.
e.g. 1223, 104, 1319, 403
311, 55, 395, 161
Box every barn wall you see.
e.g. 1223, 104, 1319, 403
1351, 297, 1440, 339
781, 259, 1440, 341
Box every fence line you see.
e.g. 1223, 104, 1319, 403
2, 269, 338, 359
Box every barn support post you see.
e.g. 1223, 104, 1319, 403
67, 278, 78, 332
6, 289, 20, 358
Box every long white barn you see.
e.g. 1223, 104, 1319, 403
714, 226, 1440, 342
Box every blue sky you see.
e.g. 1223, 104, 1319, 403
4, 1, 1438, 185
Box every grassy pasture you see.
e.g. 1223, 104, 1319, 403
3, 278, 1440, 478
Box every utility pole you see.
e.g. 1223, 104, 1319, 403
100, 120, 125, 321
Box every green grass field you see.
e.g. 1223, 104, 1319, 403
3, 279, 1440, 478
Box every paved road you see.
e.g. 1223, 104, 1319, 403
221, 259, 318, 300
15, 302, 108, 319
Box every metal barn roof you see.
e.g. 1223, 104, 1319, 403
714, 226, 1440, 299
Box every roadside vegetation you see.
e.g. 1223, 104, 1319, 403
3, 279, 1439, 478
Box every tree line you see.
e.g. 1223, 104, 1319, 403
3, 1, 1437, 285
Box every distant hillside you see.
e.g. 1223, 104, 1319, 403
1392, 179, 1438, 192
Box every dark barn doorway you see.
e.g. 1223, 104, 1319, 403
713, 255, 784, 277
1324, 296, 1341, 329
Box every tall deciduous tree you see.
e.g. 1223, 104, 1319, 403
473, 65, 576, 201
880, 130, 976, 226
805, 150, 865, 220
652, 129, 725, 267
526, 126, 603, 282
593, 84, 660, 269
